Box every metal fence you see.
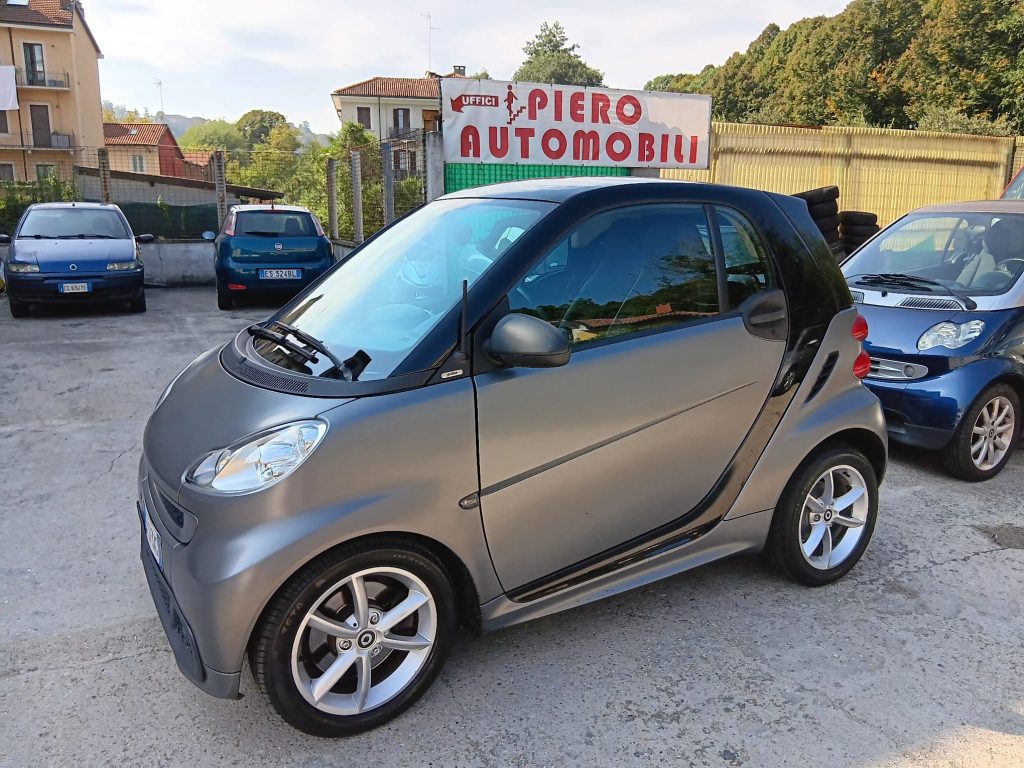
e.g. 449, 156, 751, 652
0, 136, 430, 241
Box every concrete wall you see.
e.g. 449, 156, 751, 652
1, 240, 357, 287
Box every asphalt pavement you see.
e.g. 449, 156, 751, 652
1, 288, 1022, 767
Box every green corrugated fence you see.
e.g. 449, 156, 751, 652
445, 163, 629, 194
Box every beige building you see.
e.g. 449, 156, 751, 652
0, 0, 103, 182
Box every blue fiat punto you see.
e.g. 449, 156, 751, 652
205, 204, 333, 310
842, 201, 1024, 480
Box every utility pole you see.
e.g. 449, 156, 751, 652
422, 12, 441, 72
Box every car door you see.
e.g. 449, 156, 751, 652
473, 203, 788, 592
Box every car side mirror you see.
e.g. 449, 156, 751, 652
136, 234, 155, 243
484, 313, 571, 368
0, 234, 10, 244
201, 231, 216, 241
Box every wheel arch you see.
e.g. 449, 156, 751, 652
801, 427, 887, 484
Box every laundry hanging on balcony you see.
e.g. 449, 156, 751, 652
0, 66, 18, 111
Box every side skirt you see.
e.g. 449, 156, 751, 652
479, 509, 773, 633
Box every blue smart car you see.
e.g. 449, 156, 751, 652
842, 201, 1024, 480
206, 204, 333, 310
3, 202, 152, 317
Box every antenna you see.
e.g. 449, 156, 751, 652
154, 79, 164, 115
422, 12, 442, 72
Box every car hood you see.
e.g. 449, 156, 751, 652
855, 303, 959, 356
13, 238, 136, 272
143, 345, 353, 489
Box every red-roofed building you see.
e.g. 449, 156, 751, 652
103, 122, 206, 180
0, 0, 103, 181
331, 67, 468, 140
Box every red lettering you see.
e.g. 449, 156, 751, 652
553, 90, 563, 122
592, 93, 611, 124
673, 134, 690, 164
514, 127, 535, 158
572, 130, 600, 161
689, 135, 699, 164
569, 92, 585, 122
615, 95, 642, 126
541, 129, 567, 160
489, 126, 509, 158
528, 89, 548, 120
460, 126, 481, 158
606, 132, 630, 162
638, 133, 655, 163
660, 134, 669, 164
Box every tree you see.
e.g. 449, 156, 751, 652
179, 119, 246, 151
101, 101, 153, 123
235, 109, 289, 150
468, 68, 491, 79
513, 22, 604, 86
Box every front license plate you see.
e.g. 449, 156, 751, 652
144, 508, 163, 570
59, 282, 91, 293
259, 268, 301, 280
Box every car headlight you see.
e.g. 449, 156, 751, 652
107, 260, 140, 271
7, 262, 39, 273
917, 320, 986, 350
186, 420, 327, 493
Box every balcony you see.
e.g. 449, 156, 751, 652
0, 132, 76, 149
15, 69, 70, 89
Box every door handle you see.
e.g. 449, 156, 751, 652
747, 307, 786, 325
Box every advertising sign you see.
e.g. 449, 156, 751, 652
441, 79, 711, 169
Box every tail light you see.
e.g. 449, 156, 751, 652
852, 312, 870, 379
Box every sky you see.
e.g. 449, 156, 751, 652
92, 0, 851, 134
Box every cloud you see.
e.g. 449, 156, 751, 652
87, 0, 851, 133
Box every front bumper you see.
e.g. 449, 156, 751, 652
137, 498, 241, 699
6, 269, 144, 302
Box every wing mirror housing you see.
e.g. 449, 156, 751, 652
0, 234, 10, 244
135, 233, 155, 243
201, 230, 217, 241
484, 312, 571, 368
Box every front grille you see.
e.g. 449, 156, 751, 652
898, 297, 963, 310
868, 357, 929, 381
237, 362, 310, 393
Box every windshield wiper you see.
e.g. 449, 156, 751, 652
257, 321, 372, 381
247, 326, 318, 364
56, 233, 116, 239
850, 273, 977, 310
267, 321, 346, 370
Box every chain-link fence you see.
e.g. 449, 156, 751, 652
0, 135, 431, 241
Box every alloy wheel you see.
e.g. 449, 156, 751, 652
969, 395, 1015, 471
290, 567, 437, 716
799, 464, 870, 570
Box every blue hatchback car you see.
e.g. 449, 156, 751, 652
206, 204, 333, 310
842, 200, 1024, 480
3, 202, 152, 318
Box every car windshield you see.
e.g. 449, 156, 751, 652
842, 211, 1024, 296
236, 211, 317, 237
255, 198, 554, 380
18, 208, 130, 239
1003, 170, 1024, 200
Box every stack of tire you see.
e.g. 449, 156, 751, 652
838, 211, 880, 256
794, 186, 844, 261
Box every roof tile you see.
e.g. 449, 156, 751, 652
103, 122, 173, 146
0, 0, 73, 27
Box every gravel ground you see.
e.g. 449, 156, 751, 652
1, 288, 1022, 767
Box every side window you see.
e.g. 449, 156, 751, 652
510, 204, 719, 348
714, 207, 774, 309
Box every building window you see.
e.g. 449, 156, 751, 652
23, 43, 45, 86
356, 106, 371, 129
0, 111, 8, 134
0, 163, 14, 182
131, 155, 146, 173
35, 164, 56, 181
393, 108, 410, 133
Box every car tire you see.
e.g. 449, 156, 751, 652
130, 291, 147, 313
808, 199, 839, 219
8, 295, 29, 318
841, 223, 880, 239
943, 383, 1021, 481
766, 445, 878, 587
815, 215, 841, 234
217, 290, 234, 311
250, 540, 457, 737
796, 186, 840, 205
839, 211, 878, 227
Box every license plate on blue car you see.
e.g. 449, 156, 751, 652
59, 282, 90, 293
259, 269, 301, 279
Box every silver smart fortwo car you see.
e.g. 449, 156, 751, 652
139, 178, 886, 736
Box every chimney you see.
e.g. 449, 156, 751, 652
453, 65, 466, 76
